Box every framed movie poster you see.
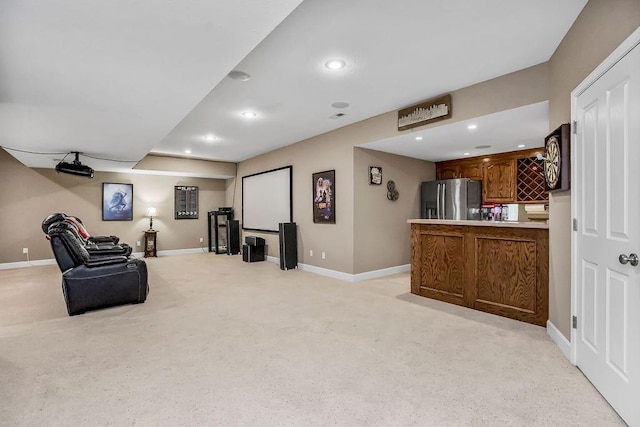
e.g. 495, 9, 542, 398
102, 183, 133, 221
313, 170, 335, 224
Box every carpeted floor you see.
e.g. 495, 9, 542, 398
0, 253, 623, 426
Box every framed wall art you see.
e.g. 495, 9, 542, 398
398, 94, 452, 131
313, 170, 335, 224
369, 166, 382, 185
102, 183, 133, 221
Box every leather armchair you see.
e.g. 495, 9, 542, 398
47, 223, 149, 315
42, 213, 120, 245
42, 214, 132, 257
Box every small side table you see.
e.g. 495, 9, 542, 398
144, 230, 158, 257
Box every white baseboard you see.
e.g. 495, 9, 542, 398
0, 247, 206, 270
0, 258, 57, 270
351, 264, 411, 282
266, 256, 409, 283
547, 320, 573, 363
157, 247, 205, 257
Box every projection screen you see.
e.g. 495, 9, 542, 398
242, 166, 292, 232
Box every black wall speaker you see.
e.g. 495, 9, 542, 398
226, 220, 241, 255
278, 222, 297, 270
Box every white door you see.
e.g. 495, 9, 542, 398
575, 42, 640, 426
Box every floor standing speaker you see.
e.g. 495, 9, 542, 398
226, 220, 241, 255
278, 222, 297, 270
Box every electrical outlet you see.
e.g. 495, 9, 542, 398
309, 250, 313, 256
199, 237, 204, 243
22, 248, 28, 255
136, 241, 141, 247
321, 252, 326, 260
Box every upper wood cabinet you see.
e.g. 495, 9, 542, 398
483, 158, 516, 203
435, 148, 547, 204
436, 164, 460, 180
459, 162, 483, 180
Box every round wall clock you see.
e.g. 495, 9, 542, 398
544, 136, 561, 189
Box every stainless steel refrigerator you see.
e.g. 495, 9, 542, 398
420, 178, 482, 220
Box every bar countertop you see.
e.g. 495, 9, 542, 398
407, 218, 549, 229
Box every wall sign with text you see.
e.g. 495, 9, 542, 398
174, 186, 199, 219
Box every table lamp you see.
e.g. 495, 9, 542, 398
147, 207, 157, 230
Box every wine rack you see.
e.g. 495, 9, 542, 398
517, 157, 548, 203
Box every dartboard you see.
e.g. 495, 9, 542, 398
544, 136, 560, 189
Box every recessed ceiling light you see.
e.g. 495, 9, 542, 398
227, 70, 251, 81
325, 59, 346, 70
475, 145, 491, 149
331, 101, 349, 109
517, 144, 526, 148
203, 135, 216, 142
184, 149, 191, 154
415, 136, 423, 141
467, 124, 478, 130
464, 152, 470, 156
242, 111, 257, 119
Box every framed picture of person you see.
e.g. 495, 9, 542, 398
102, 183, 133, 221
369, 166, 382, 185
312, 170, 335, 224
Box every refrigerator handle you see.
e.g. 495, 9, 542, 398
436, 183, 441, 219
442, 183, 446, 219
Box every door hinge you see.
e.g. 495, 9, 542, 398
572, 120, 578, 135
572, 315, 578, 329
572, 218, 578, 231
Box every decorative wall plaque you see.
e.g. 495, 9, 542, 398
398, 94, 452, 131
174, 186, 199, 219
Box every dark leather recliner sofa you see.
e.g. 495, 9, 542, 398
47, 221, 149, 315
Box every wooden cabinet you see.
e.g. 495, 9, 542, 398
436, 164, 460, 180
411, 223, 549, 326
435, 148, 547, 204
483, 158, 516, 202
459, 162, 483, 180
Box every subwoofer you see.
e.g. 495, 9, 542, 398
226, 220, 240, 255
278, 222, 297, 270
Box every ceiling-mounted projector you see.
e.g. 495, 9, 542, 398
55, 152, 94, 178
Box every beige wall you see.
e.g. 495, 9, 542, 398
0, 149, 227, 263
231, 63, 549, 274
353, 148, 434, 273
547, 0, 640, 339
232, 130, 356, 273
135, 154, 236, 179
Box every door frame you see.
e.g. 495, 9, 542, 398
570, 26, 640, 364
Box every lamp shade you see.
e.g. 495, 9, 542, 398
147, 207, 157, 217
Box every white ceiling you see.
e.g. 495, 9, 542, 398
0, 0, 587, 171
0, 0, 303, 171
360, 101, 549, 162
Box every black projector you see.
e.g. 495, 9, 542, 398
55, 152, 94, 178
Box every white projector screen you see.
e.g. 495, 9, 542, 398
242, 166, 293, 232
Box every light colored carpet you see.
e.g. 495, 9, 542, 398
0, 253, 623, 426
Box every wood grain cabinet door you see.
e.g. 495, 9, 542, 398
459, 162, 483, 180
436, 164, 460, 180
483, 159, 516, 203
411, 226, 466, 306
